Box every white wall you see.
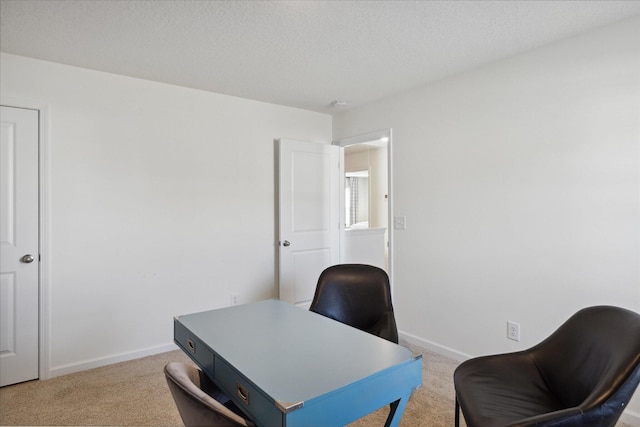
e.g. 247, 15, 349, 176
1, 13, 639, 421
0, 53, 332, 375
334, 17, 640, 422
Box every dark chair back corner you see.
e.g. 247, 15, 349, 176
531, 306, 640, 411
309, 264, 398, 343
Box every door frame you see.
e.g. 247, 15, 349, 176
333, 128, 394, 291
1, 96, 51, 380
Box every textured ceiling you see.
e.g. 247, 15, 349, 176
1, 0, 639, 114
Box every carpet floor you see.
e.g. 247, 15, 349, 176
0, 343, 635, 427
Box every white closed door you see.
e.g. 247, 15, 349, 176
0, 106, 39, 387
277, 139, 340, 308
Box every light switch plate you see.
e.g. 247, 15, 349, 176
394, 216, 407, 230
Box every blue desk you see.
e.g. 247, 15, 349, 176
174, 299, 422, 427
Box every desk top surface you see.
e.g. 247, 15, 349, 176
175, 299, 418, 406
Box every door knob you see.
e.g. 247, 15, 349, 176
21, 254, 35, 263
282, 240, 291, 247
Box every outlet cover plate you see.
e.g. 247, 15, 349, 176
507, 321, 521, 341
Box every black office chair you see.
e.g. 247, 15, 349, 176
164, 362, 255, 427
309, 264, 398, 343
454, 305, 640, 427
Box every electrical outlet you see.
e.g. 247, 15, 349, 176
507, 321, 521, 341
230, 294, 240, 306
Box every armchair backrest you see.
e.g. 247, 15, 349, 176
309, 264, 398, 343
528, 306, 640, 411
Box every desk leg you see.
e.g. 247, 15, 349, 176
383, 393, 410, 427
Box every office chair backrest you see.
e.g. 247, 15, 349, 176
528, 306, 640, 411
309, 264, 398, 343
164, 362, 254, 427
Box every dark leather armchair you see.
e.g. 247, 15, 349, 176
309, 264, 398, 343
454, 305, 640, 427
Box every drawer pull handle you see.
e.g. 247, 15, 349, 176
187, 339, 195, 353
237, 383, 250, 404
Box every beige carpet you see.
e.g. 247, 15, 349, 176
0, 344, 634, 427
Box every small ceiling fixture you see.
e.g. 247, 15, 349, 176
332, 100, 348, 108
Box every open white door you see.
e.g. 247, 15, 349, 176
277, 139, 340, 308
0, 106, 39, 386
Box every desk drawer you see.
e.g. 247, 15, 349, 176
174, 319, 214, 373
215, 355, 283, 427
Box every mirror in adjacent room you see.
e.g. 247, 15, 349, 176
345, 170, 369, 229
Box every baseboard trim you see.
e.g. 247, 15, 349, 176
399, 331, 473, 362
49, 343, 179, 378
399, 331, 640, 426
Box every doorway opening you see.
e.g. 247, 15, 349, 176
333, 129, 393, 287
